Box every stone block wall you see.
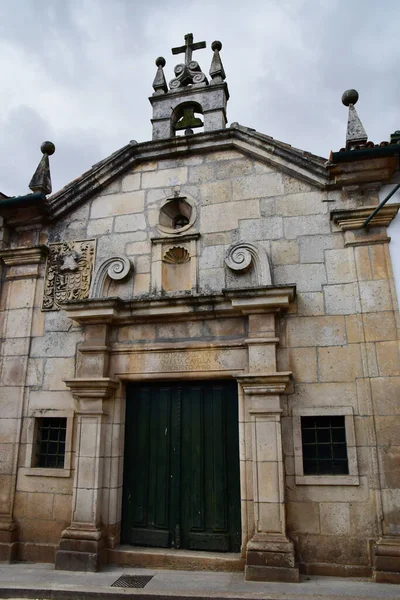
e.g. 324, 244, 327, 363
0, 144, 399, 576
47, 150, 334, 297
280, 241, 399, 574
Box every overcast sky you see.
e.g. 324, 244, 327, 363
0, 0, 398, 196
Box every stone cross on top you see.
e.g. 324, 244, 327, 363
172, 33, 206, 67
169, 33, 208, 89
151, 32, 227, 98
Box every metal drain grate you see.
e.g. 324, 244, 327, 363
111, 574, 154, 588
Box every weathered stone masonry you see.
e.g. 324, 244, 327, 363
1, 36, 400, 583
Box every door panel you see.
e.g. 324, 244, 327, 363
121, 380, 241, 552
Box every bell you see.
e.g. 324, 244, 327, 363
175, 107, 203, 131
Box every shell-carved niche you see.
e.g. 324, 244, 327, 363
163, 246, 190, 264
91, 256, 133, 298
225, 242, 272, 288
162, 245, 192, 292
42, 239, 96, 310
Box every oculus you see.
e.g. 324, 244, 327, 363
158, 196, 196, 234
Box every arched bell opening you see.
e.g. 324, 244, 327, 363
171, 101, 204, 137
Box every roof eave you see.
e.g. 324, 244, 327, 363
330, 144, 400, 163
48, 127, 330, 222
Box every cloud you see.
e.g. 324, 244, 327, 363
0, 0, 398, 194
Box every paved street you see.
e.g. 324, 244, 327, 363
0, 563, 400, 600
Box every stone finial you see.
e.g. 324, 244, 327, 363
169, 33, 208, 89
152, 57, 168, 95
342, 89, 367, 150
209, 40, 226, 84
149, 34, 229, 140
29, 141, 55, 196
390, 130, 400, 144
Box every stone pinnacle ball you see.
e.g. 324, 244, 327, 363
41, 141, 55, 155
156, 56, 166, 68
211, 40, 222, 52
342, 89, 359, 106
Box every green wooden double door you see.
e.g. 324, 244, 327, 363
121, 380, 241, 552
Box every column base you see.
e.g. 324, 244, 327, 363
0, 542, 17, 562
374, 537, 400, 584
55, 526, 106, 572
0, 520, 17, 562
245, 534, 299, 582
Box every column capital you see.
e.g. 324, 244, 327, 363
0, 245, 48, 279
0, 245, 48, 266
64, 377, 118, 402
236, 372, 292, 395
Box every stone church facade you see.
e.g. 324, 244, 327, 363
1, 35, 400, 583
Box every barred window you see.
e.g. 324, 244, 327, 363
301, 415, 349, 476
36, 417, 67, 469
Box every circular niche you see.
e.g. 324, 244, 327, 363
157, 196, 196, 234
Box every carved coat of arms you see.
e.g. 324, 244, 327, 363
42, 240, 96, 310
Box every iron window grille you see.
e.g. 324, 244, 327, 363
36, 417, 67, 468
301, 415, 349, 476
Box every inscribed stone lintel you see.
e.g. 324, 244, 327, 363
42, 239, 96, 310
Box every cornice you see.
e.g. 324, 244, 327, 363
151, 232, 201, 244
61, 286, 296, 326
327, 155, 398, 188
149, 81, 229, 104
330, 204, 400, 230
47, 128, 328, 222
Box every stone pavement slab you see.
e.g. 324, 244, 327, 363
0, 563, 399, 600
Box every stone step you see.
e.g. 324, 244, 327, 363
108, 546, 245, 572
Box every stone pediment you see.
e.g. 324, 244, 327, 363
46, 126, 329, 223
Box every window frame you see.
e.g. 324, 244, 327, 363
26, 410, 73, 478
293, 406, 359, 486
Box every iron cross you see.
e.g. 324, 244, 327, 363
172, 33, 206, 66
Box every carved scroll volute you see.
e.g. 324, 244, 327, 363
91, 256, 132, 298
225, 244, 253, 273
225, 242, 272, 286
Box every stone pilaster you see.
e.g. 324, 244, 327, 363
327, 215, 400, 583
238, 373, 299, 582
55, 377, 118, 572
0, 245, 47, 561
